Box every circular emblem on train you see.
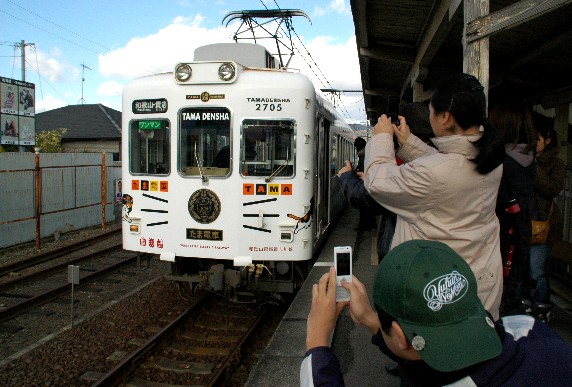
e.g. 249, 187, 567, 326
188, 189, 221, 223
201, 92, 210, 102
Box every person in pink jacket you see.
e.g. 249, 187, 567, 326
364, 74, 505, 319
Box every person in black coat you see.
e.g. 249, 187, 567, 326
489, 102, 536, 316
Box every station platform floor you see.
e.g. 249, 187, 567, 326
246, 207, 572, 387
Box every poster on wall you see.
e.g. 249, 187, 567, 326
1, 114, 19, 145
19, 115, 35, 145
0, 77, 35, 146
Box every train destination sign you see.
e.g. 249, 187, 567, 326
132, 98, 168, 114
138, 120, 162, 130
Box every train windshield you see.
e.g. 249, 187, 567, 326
179, 107, 231, 177
129, 119, 170, 175
240, 119, 295, 178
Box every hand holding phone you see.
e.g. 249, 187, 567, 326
387, 96, 400, 126
334, 246, 352, 302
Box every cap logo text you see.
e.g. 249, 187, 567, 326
423, 271, 468, 311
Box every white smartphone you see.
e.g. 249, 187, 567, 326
334, 246, 352, 302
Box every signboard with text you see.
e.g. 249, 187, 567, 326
0, 77, 36, 146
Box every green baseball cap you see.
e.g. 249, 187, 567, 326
374, 240, 502, 372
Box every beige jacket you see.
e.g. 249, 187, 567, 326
365, 133, 503, 320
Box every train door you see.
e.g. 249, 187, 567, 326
315, 116, 330, 237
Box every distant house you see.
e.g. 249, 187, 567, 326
35, 104, 121, 160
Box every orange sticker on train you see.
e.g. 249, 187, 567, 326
243, 183, 292, 195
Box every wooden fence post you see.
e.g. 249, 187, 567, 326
35, 149, 41, 250
102, 152, 106, 228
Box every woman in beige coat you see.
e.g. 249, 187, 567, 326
364, 74, 505, 319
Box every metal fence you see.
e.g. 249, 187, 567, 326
0, 152, 121, 249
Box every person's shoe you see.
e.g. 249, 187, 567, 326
534, 304, 552, 323
385, 363, 399, 376
520, 299, 533, 316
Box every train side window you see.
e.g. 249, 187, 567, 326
179, 107, 231, 177
129, 119, 170, 175
240, 119, 295, 178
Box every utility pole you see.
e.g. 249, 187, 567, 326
79, 63, 92, 104
15, 40, 35, 152
15, 40, 35, 81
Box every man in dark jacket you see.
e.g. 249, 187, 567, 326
300, 240, 572, 386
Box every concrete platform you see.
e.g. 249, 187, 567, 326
246, 207, 572, 386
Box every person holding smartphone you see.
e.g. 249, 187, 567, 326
300, 240, 572, 387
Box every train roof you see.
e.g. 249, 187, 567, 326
194, 43, 278, 69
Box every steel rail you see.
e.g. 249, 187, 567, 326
92, 293, 211, 387
0, 229, 120, 278
0, 254, 147, 324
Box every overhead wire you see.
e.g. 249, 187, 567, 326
31, 46, 45, 106
258, 0, 355, 122
2, 2, 165, 107
25, 56, 72, 107
5, 0, 110, 52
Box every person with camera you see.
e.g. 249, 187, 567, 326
363, 74, 505, 320
300, 240, 572, 386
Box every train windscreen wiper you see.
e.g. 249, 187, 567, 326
265, 148, 290, 183
194, 142, 208, 183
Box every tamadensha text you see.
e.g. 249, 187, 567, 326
246, 98, 291, 103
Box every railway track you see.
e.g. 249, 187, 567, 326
0, 229, 121, 285
0, 229, 152, 325
90, 292, 268, 386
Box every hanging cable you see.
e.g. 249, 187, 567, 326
25, 58, 71, 107
31, 46, 44, 104
6, 0, 110, 52
257, 0, 355, 121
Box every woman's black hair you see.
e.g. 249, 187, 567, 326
430, 74, 505, 174
533, 112, 558, 150
489, 102, 536, 152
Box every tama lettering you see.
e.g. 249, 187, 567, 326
182, 112, 230, 121
243, 183, 292, 195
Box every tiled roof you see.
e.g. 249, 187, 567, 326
35, 104, 121, 140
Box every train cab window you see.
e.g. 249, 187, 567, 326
129, 119, 170, 175
179, 107, 231, 177
240, 119, 295, 178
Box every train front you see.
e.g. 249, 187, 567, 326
121, 43, 317, 296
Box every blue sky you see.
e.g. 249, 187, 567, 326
1, 0, 366, 123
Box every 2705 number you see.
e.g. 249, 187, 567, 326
255, 103, 282, 111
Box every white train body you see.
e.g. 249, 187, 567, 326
121, 43, 356, 293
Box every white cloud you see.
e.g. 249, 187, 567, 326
96, 13, 364, 122
28, 48, 79, 83
98, 14, 230, 79
330, 0, 351, 15
97, 80, 124, 97
36, 94, 67, 113
312, 5, 327, 18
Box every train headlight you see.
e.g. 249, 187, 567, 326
218, 63, 235, 81
175, 63, 192, 82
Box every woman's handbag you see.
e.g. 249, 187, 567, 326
531, 203, 553, 245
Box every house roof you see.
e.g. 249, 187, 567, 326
36, 104, 121, 140
350, 0, 572, 124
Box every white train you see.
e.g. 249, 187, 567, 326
121, 42, 356, 296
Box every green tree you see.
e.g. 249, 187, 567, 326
35, 128, 68, 153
